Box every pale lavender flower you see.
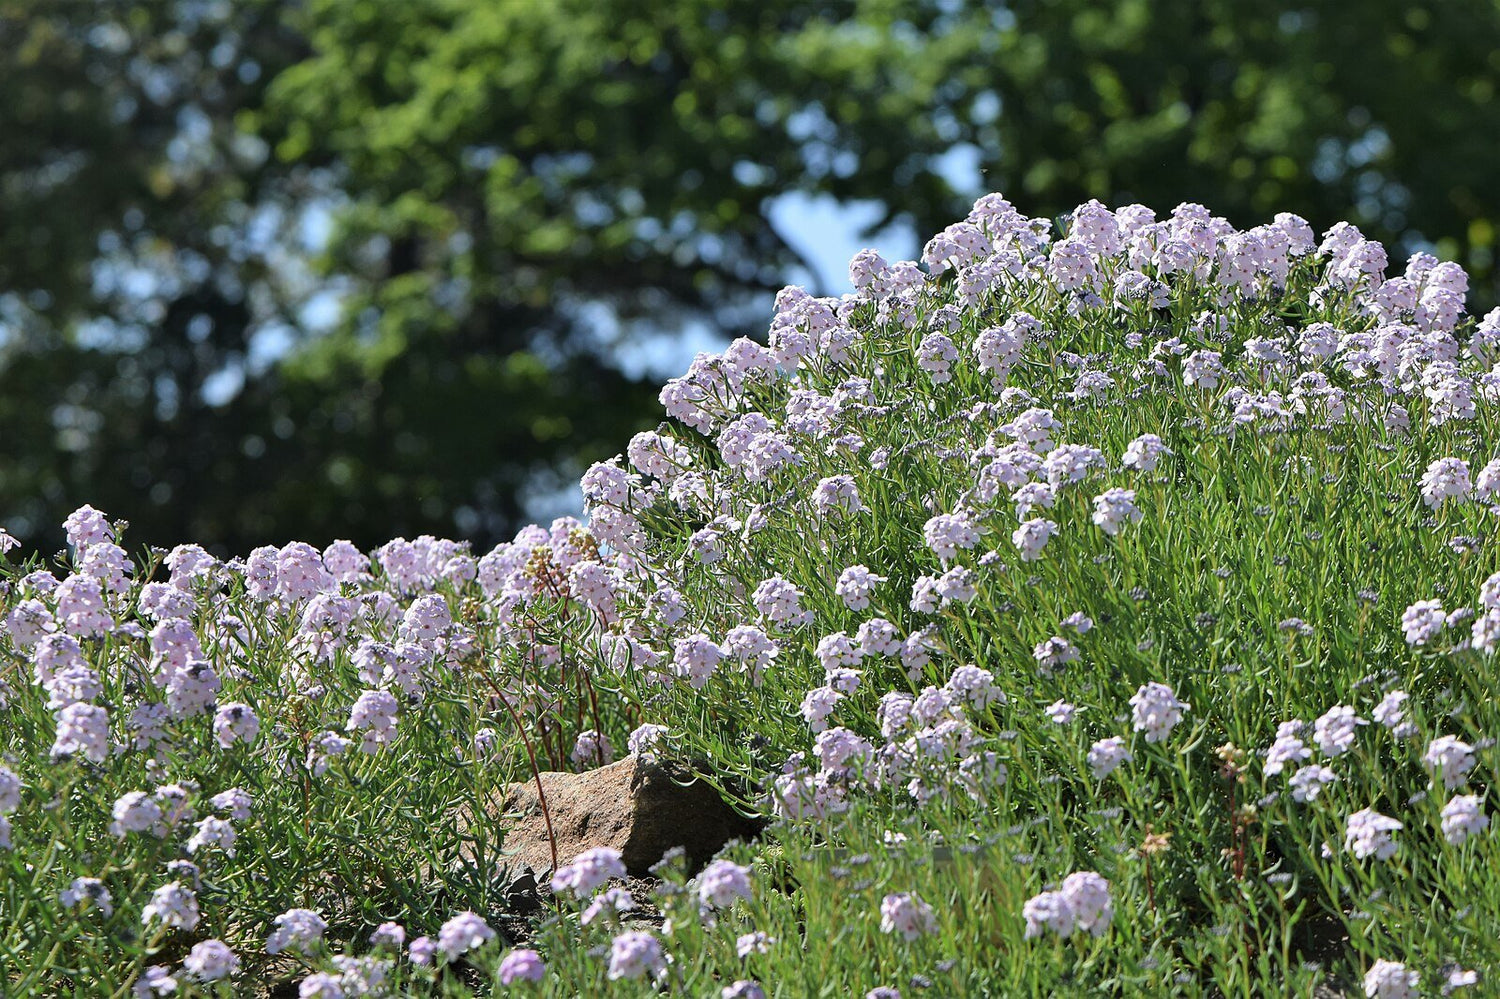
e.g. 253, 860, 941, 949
1022, 889, 1073, 938
322, 540, 369, 582
132, 967, 178, 998
1419, 458, 1471, 507
153, 783, 195, 831
1043, 444, 1105, 486
1091, 488, 1142, 536
1033, 636, 1078, 673
670, 634, 724, 689
1401, 599, 1447, 646
909, 575, 940, 613
0, 766, 22, 814
1290, 765, 1338, 803
814, 727, 873, 776
1364, 960, 1418, 998
1481, 571, 1500, 612
110, 792, 163, 838
369, 922, 406, 950
1012, 481, 1057, 519
1087, 737, 1131, 779
723, 982, 766, 999
551, 846, 626, 897
923, 512, 979, 560
815, 631, 862, 671
696, 859, 753, 910
858, 619, 902, 657
1121, 434, 1170, 472
1264, 721, 1311, 776
1044, 700, 1076, 724
1345, 808, 1402, 861
52, 702, 109, 764
183, 940, 240, 982
1473, 610, 1500, 654
266, 908, 327, 955
723, 625, 778, 681
879, 892, 937, 941
498, 948, 546, 984
930, 567, 972, 606
59, 877, 113, 917
277, 541, 334, 602
736, 931, 776, 957
752, 576, 808, 626
42, 663, 101, 711
836, 565, 887, 611
581, 886, 636, 926
307, 731, 352, 776
607, 931, 666, 981
943, 665, 1003, 709
1443, 968, 1479, 994
142, 881, 200, 932
1372, 691, 1415, 738
437, 911, 496, 961
63, 504, 113, 549
917, 332, 959, 383
329, 956, 392, 996
165, 659, 220, 717
212, 702, 259, 749
1441, 794, 1489, 845
1313, 705, 1365, 756
571, 729, 614, 768
799, 686, 843, 733
1130, 682, 1188, 743
1182, 349, 1223, 388
627, 723, 669, 756
1012, 518, 1058, 561
1060, 871, 1113, 935
408, 937, 436, 966
186, 816, 236, 857
1424, 736, 1477, 790
347, 690, 399, 753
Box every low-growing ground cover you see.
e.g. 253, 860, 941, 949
3, 194, 1500, 997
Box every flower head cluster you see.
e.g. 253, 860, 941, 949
1313, 705, 1365, 757
1423, 735, 1476, 790
142, 881, 200, 932
1345, 809, 1403, 861
59, 877, 113, 917
1129, 683, 1189, 743
436, 912, 496, 962
1441, 794, 1489, 846
879, 892, 937, 941
608, 931, 666, 982
183, 940, 240, 982
696, 859, 753, 911
498, 949, 546, 984
1090, 488, 1142, 536
551, 847, 627, 897
1022, 872, 1113, 939
266, 908, 327, 956
1364, 960, 1419, 999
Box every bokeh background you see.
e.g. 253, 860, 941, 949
3, 0, 1500, 554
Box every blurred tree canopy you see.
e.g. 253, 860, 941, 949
3, 0, 1500, 553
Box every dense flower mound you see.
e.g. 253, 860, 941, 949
4, 194, 1500, 995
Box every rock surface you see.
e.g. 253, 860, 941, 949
493, 753, 760, 877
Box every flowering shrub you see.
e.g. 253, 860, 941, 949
3, 192, 1500, 994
